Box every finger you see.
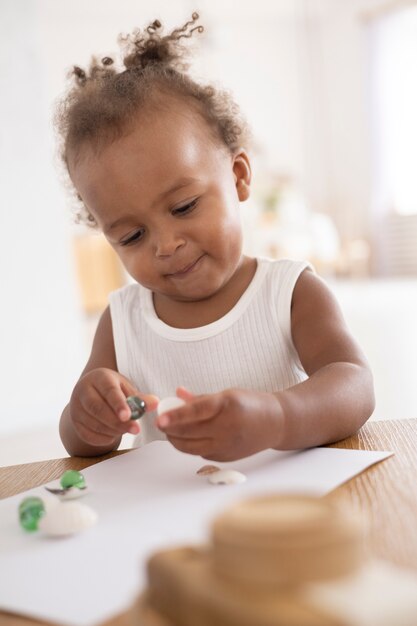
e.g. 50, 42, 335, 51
94, 375, 157, 423
119, 380, 160, 414
162, 419, 214, 440
80, 370, 132, 423
73, 412, 120, 438
78, 385, 133, 432
139, 393, 160, 412
156, 393, 224, 430
75, 412, 141, 447
73, 401, 139, 437
74, 423, 117, 446
91, 371, 157, 422
73, 413, 125, 444
100, 384, 132, 422
167, 435, 213, 457
80, 385, 124, 427
176, 387, 195, 401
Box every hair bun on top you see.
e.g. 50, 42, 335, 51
58, 10, 249, 228
121, 12, 204, 72
70, 12, 203, 86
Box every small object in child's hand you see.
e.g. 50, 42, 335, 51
157, 396, 186, 416
197, 465, 221, 476
38, 501, 98, 537
208, 469, 247, 485
126, 395, 147, 420
19, 496, 46, 531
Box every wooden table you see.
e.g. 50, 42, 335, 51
1, 418, 416, 626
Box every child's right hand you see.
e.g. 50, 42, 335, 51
68, 367, 158, 448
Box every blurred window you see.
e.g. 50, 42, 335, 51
370, 6, 417, 216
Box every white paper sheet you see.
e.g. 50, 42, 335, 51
0, 442, 392, 626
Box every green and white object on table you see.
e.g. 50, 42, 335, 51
18, 496, 45, 532
45, 470, 88, 499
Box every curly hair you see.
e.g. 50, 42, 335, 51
55, 12, 251, 226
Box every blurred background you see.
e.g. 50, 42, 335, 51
1, 0, 416, 466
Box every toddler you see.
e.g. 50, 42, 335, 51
58, 13, 375, 460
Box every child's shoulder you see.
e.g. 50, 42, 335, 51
258, 256, 313, 287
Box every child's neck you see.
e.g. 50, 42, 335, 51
153, 256, 257, 329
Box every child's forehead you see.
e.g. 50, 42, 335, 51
78, 103, 227, 179
128, 101, 224, 156
70, 102, 232, 217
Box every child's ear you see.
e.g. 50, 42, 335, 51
232, 150, 251, 201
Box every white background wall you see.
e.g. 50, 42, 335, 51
0, 0, 416, 454
0, 2, 87, 436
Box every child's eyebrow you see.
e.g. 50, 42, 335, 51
154, 177, 199, 205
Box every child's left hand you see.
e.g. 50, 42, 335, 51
156, 387, 283, 461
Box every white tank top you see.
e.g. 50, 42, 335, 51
109, 258, 310, 445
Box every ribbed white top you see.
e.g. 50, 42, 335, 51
109, 258, 310, 445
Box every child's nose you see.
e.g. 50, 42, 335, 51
153, 229, 186, 257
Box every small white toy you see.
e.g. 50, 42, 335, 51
38, 501, 98, 537
208, 470, 247, 485
157, 396, 186, 416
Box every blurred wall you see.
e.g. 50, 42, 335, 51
0, 0, 412, 439
0, 2, 87, 436
37, 0, 389, 244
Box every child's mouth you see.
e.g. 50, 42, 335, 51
167, 254, 205, 278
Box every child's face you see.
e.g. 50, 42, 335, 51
70, 99, 251, 304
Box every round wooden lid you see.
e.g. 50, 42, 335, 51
211, 495, 364, 587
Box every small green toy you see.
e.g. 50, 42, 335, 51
19, 496, 45, 532
126, 395, 147, 420
60, 470, 86, 490
44, 470, 87, 498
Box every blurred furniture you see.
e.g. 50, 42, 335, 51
72, 234, 126, 315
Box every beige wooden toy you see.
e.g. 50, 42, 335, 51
134, 495, 364, 626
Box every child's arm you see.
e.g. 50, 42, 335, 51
273, 268, 375, 449
60, 307, 157, 457
156, 270, 375, 461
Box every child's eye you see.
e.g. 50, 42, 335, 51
120, 228, 145, 246
172, 198, 198, 216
